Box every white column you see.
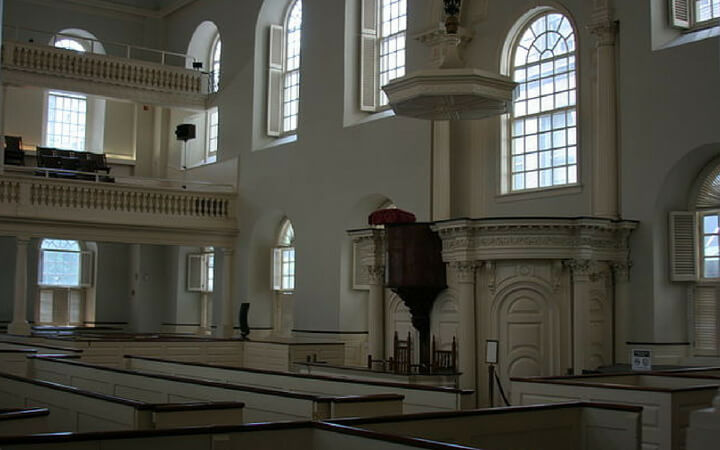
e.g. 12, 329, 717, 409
451, 261, 477, 393
612, 262, 631, 364
432, 120, 451, 221
367, 264, 386, 360
216, 247, 234, 338
9, 236, 31, 335
589, 9, 619, 218
687, 389, 720, 450
566, 259, 593, 374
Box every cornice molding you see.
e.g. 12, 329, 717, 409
39, 0, 199, 19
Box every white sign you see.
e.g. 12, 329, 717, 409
631, 349, 652, 371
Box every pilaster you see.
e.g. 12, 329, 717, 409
215, 247, 235, 338
9, 236, 31, 335
450, 261, 477, 395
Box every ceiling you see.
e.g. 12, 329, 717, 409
96, 0, 181, 11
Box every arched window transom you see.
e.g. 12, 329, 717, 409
273, 219, 295, 291
40, 239, 81, 286
510, 12, 577, 192
211, 37, 222, 92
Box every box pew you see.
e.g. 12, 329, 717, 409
330, 402, 642, 450
0, 349, 36, 376
0, 408, 49, 436
28, 357, 403, 422
0, 421, 475, 450
511, 373, 720, 450
0, 371, 245, 432
126, 355, 474, 413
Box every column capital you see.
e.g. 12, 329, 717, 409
564, 258, 607, 282
611, 261, 631, 282
220, 247, 234, 256
16, 236, 31, 246
450, 261, 477, 284
366, 264, 385, 286
587, 9, 618, 46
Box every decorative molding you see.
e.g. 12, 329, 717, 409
611, 261, 631, 282
485, 261, 496, 294
449, 261, 476, 284
366, 264, 386, 286
432, 217, 637, 265
564, 259, 608, 282
28, 0, 199, 19
551, 260, 564, 293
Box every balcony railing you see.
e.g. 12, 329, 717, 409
0, 170, 237, 244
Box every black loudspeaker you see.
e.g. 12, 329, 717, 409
239, 302, 250, 339
175, 123, 196, 141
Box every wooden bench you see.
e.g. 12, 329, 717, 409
28, 356, 403, 423
125, 355, 474, 413
0, 421, 472, 450
511, 372, 720, 450
35, 147, 113, 182
0, 370, 245, 432
330, 402, 642, 450
0, 408, 49, 436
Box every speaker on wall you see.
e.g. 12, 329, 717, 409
175, 124, 196, 142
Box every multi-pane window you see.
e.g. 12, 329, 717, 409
40, 239, 81, 287
510, 12, 577, 192
46, 92, 87, 151
702, 213, 720, 278
283, 0, 302, 134
208, 108, 219, 158
206, 251, 215, 292
211, 37, 221, 92
273, 220, 295, 291
379, 0, 407, 106
696, 0, 720, 22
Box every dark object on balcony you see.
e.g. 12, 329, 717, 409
368, 208, 416, 226
4, 135, 25, 166
35, 147, 113, 182
239, 302, 250, 339
175, 123, 196, 141
386, 222, 447, 370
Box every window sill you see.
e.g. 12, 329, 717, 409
496, 183, 583, 203
187, 155, 217, 170
658, 22, 719, 50
254, 134, 297, 152
343, 108, 396, 128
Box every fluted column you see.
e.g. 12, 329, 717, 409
565, 259, 595, 374
216, 247, 234, 338
588, 8, 619, 218
367, 264, 386, 360
451, 261, 477, 392
9, 236, 31, 335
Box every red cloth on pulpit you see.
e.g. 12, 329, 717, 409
368, 208, 416, 225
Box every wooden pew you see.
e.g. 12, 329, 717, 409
28, 357, 403, 423
330, 402, 642, 450
0, 371, 244, 433
125, 355, 474, 413
0, 421, 474, 450
0, 349, 37, 376
511, 373, 720, 450
0, 408, 49, 436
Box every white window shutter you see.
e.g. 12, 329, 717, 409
360, 0, 379, 112
187, 253, 204, 292
669, 0, 690, 29
694, 286, 719, 355
267, 24, 284, 137
669, 211, 698, 281
80, 251, 94, 287
272, 247, 282, 290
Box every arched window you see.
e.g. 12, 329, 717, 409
273, 219, 295, 291
283, 0, 302, 134
210, 35, 222, 92
40, 239, 82, 286
508, 12, 577, 192
54, 38, 86, 52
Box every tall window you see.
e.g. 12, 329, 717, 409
702, 213, 720, 278
187, 249, 214, 293
46, 92, 87, 151
359, 0, 407, 111
509, 12, 577, 192
273, 219, 295, 291
283, 0, 302, 134
208, 108, 219, 160
211, 36, 222, 92
40, 239, 82, 286
378, 0, 407, 106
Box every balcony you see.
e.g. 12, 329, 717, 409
0, 167, 237, 247
2, 27, 210, 110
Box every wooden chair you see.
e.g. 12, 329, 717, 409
391, 331, 412, 374
3, 135, 25, 166
431, 336, 457, 372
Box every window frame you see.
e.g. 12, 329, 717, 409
206, 107, 219, 163
377, 0, 407, 109
45, 90, 88, 152
503, 9, 580, 195
273, 219, 295, 292
210, 34, 222, 93
675, 0, 720, 30
281, 0, 302, 136
39, 239, 83, 288
699, 210, 720, 281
